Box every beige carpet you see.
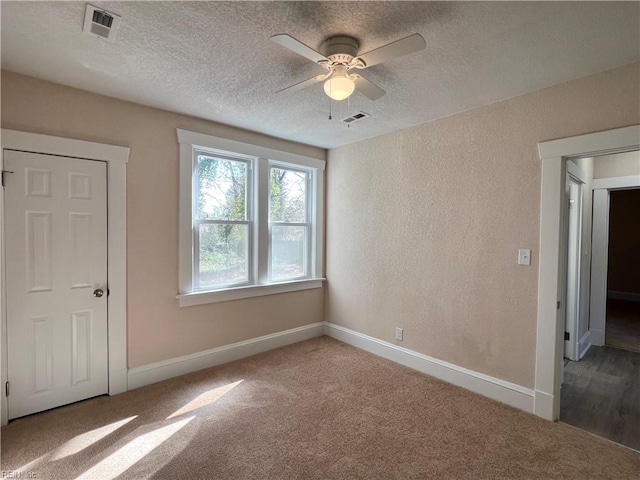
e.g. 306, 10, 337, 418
1, 337, 638, 479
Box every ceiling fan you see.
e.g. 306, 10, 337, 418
271, 33, 426, 101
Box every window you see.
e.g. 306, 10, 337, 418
194, 153, 251, 290
177, 129, 325, 307
269, 165, 310, 282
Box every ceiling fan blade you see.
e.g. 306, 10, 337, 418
356, 33, 426, 68
271, 34, 329, 64
353, 76, 386, 100
276, 74, 327, 94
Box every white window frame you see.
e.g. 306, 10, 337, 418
192, 151, 254, 291
268, 162, 312, 283
177, 129, 325, 307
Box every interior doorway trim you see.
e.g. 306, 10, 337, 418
534, 125, 640, 421
590, 175, 640, 347
1, 129, 130, 425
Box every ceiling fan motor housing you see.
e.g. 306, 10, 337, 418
321, 36, 359, 64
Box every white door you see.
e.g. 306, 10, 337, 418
564, 174, 583, 361
5, 150, 108, 419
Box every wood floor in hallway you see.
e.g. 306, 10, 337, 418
606, 299, 640, 353
561, 345, 640, 452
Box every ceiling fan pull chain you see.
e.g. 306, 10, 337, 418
329, 84, 332, 120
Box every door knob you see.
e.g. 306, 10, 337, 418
93, 289, 104, 298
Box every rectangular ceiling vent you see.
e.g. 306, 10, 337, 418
83, 4, 121, 43
342, 111, 371, 125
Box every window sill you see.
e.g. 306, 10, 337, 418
176, 278, 325, 307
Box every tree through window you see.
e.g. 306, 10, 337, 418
178, 128, 325, 303
269, 166, 310, 281
195, 153, 250, 289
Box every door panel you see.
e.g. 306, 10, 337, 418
565, 175, 583, 361
5, 150, 108, 419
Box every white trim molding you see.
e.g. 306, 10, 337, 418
538, 125, 640, 160
578, 330, 592, 360
127, 321, 537, 415
177, 129, 326, 306
566, 160, 588, 183
176, 129, 326, 171
1, 129, 130, 163
593, 175, 640, 190
590, 175, 640, 347
1, 129, 129, 425
128, 322, 325, 390
535, 125, 640, 421
589, 188, 610, 347
324, 323, 535, 414
177, 278, 325, 307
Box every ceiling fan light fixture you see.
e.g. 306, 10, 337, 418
273, 32, 425, 102
324, 66, 355, 101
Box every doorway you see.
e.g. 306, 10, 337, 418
559, 150, 640, 451
534, 125, 639, 422
1, 129, 129, 425
589, 159, 640, 350
603, 188, 640, 353
4, 151, 109, 419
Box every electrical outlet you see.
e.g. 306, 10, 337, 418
518, 249, 531, 266
395, 327, 403, 341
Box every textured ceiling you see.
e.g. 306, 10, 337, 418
2, 2, 639, 149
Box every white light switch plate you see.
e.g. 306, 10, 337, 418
518, 249, 531, 266
395, 327, 403, 341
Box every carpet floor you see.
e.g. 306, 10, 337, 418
1, 337, 639, 479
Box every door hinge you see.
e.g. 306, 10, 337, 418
564, 332, 570, 341
1, 170, 14, 187
5, 381, 9, 397
569, 198, 575, 209
557, 301, 562, 310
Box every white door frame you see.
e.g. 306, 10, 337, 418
1, 129, 129, 425
589, 175, 640, 347
534, 125, 640, 421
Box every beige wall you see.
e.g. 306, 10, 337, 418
327, 62, 640, 388
1, 70, 326, 368
608, 189, 640, 294
593, 151, 640, 179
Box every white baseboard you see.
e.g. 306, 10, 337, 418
128, 321, 537, 415
608, 290, 640, 302
578, 331, 592, 359
128, 322, 325, 390
533, 389, 555, 421
590, 328, 604, 347
324, 323, 534, 414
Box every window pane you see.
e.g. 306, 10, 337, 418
197, 154, 247, 221
198, 224, 249, 288
271, 225, 307, 281
270, 167, 307, 223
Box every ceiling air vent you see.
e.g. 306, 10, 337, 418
342, 111, 371, 125
83, 4, 121, 42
